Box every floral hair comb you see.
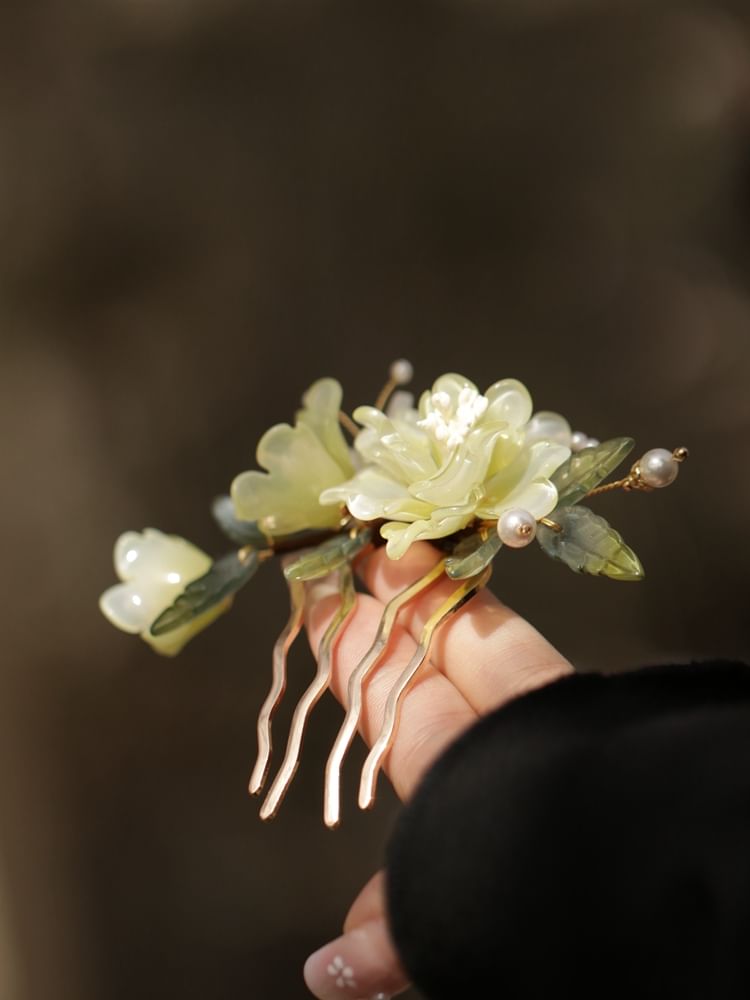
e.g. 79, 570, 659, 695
99, 363, 688, 827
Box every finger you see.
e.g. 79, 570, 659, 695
356, 542, 572, 714
304, 915, 410, 1000
343, 871, 386, 934
304, 576, 477, 802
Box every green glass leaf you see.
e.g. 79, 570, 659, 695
151, 550, 261, 635
552, 437, 635, 507
284, 529, 372, 582
537, 506, 644, 581
445, 531, 502, 580
211, 495, 269, 548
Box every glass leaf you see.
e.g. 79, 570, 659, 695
283, 529, 372, 582
552, 437, 635, 507
537, 506, 644, 581
211, 495, 269, 547
445, 531, 502, 580
151, 549, 261, 635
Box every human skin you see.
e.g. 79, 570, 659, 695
299, 541, 572, 1000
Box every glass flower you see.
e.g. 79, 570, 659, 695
320, 373, 571, 559
99, 529, 231, 656
231, 377, 354, 536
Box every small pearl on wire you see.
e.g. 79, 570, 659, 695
497, 508, 537, 547
639, 448, 680, 488
390, 358, 414, 385
570, 431, 589, 452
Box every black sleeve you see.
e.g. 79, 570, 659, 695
385, 660, 750, 1000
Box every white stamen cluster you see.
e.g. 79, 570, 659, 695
418, 387, 490, 448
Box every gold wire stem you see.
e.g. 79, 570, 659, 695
584, 477, 633, 499
374, 377, 399, 412
338, 411, 359, 437
358, 565, 492, 811
259, 565, 357, 820
248, 577, 306, 796
538, 517, 562, 533
323, 559, 447, 829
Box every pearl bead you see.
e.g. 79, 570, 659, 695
524, 411, 572, 447
639, 448, 679, 488
390, 358, 414, 384
570, 431, 589, 452
497, 508, 537, 547
587, 437, 600, 448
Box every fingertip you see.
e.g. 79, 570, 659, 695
303, 919, 410, 1000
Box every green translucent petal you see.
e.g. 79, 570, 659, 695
445, 531, 503, 579
283, 528, 372, 582
552, 437, 635, 507
150, 549, 262, 636
537, 506, 644, 581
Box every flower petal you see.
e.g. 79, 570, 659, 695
380, 505, 475, 559
232, 423, 345, 533
484, 378, 533, 428
296, 377, 354, 477
99, 581, 166, 634
114, 529, 211, 586
408, 423, 506, 506
478, 441, 570, 519
321, 468, 414, 521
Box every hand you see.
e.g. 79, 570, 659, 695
301, 541, 571, 1000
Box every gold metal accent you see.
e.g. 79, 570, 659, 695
673, 446, 689, 463
585, 476, 632, 498
338, 411, 359, 437
259, 565, 356, 820
249, 578, 306, 796
374, 376, 399, 412
323, 559, 447, 829
358, 565, 492, 811
539, 517, 562, 533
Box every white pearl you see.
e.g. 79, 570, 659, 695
639, 448, 679, 488
587, 437, 600, 448
570, 431, 589, 452
390, 358, 414, 384
497, 508, 537, 547
524, 411, 572, 447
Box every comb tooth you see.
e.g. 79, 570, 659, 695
249, 577, 306, 797
259, 565, 356, 821
324, 559, 447, 829
358, 566, 492, 812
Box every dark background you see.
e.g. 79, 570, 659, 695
1, 1, 750, 998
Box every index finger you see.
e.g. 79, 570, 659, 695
356, 541, 572, 714
304, 578, 478, 802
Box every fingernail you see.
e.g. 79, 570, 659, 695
303, 919, 407, 999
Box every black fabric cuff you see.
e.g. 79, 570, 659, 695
386, 661, 750, 1000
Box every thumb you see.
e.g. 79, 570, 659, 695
303, 871, 410, 1000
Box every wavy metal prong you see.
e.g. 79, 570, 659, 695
249, 577, 306, 796
260, 565, 356, 820
358, 565, 492, 811
323, 559, 447, 829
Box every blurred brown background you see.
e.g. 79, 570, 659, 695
1, 1, 750, 998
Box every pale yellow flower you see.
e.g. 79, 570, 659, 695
231, 378, 354, 536
99, 529, 230, 656
320, 373, 570, 559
